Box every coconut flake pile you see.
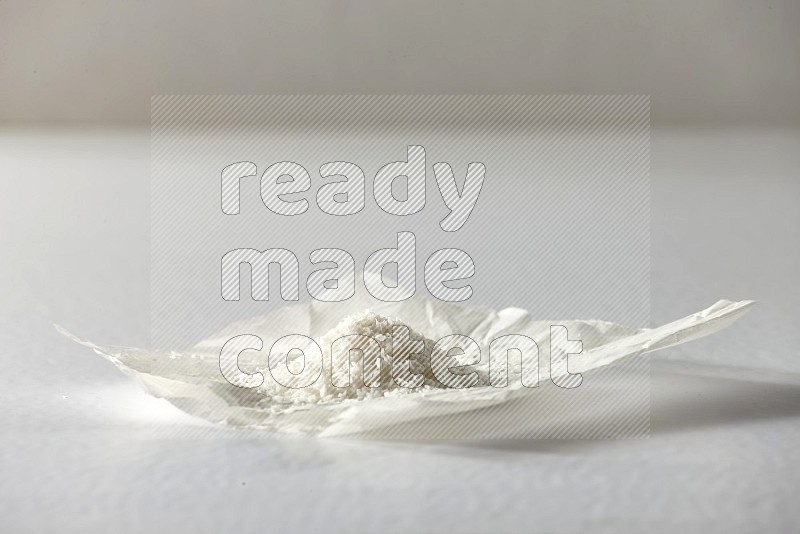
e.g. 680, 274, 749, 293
256, 311, 460, 406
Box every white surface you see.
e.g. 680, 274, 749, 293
1, 127, 799, 532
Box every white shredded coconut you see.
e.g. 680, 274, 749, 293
257, 311, 453, 406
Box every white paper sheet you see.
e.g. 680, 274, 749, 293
56, 297, 755, 436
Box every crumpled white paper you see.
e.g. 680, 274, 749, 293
58, 295, 755, 437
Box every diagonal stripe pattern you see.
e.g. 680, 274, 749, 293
151, 95, 650, 439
